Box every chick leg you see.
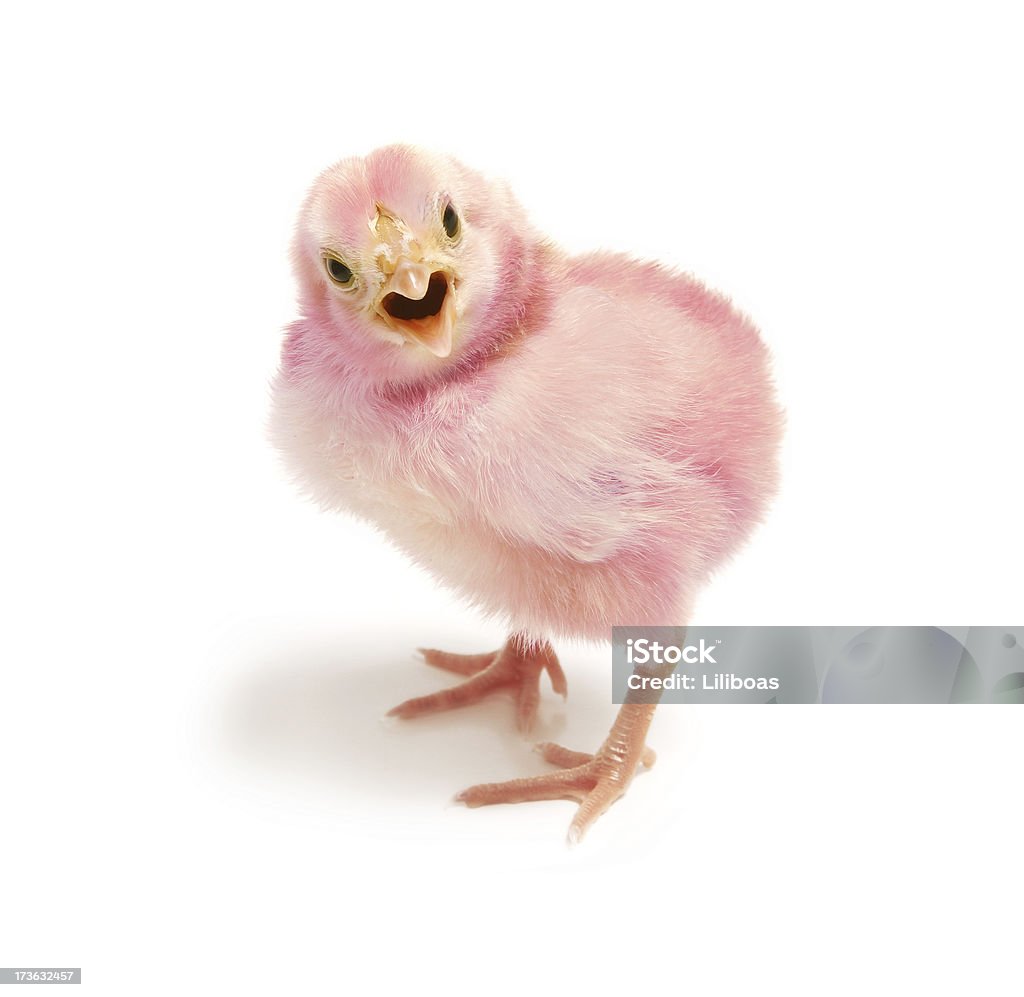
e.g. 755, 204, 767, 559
454, 642, 681, 842
456, 701, 659, 844
387, 633, 567, 734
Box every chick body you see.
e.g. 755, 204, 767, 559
272, 149, 780, 640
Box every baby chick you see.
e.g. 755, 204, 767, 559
271, 145, 782, 842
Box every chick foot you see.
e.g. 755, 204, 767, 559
456, 703, 658, 843
387, 634, 567, 734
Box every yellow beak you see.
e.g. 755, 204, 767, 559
375, 258, 456, 359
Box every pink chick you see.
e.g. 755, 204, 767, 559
271, 145, 782, 842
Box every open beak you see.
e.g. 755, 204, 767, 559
375, 258, 456, 359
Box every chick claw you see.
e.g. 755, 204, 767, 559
387, 637, 567, 734
455, 733, 657, 845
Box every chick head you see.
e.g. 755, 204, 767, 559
291, 145, 537, 384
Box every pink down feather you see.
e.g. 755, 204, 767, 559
271, 145, 783, 643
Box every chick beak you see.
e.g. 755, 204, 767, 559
389, 259, 431, 300
376, 259, 456, 359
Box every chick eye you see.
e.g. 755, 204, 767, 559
442, 203, 460, 240
324, 256, 354, 287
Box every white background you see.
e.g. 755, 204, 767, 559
1, 2, 1021, 994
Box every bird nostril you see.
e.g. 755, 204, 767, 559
383, 272, 449, 321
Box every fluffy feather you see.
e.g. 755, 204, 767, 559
271, 145, 782, 641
